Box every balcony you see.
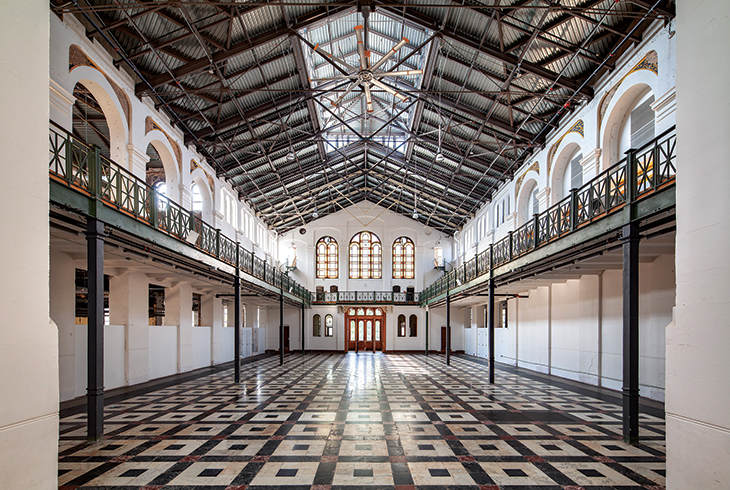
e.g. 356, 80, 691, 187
312, 290, 420, 305
48, 121, 311, 305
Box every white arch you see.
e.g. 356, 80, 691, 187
190, 172, 213, 223
550, 135, 584, 204
139, 130, 181, 202
67, 65, 129, 169
601, 70, 659, 170
516, 174, 539, 226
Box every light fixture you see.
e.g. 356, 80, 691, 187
312, 207, 319, 219
412, 211, 419, 219
286, 150, 296, 161
435, 152, 445, 162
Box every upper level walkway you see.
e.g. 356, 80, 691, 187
421, 127, 677, 307
49, 121, 310, 306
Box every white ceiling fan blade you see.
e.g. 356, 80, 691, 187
354, 25, 367, 70
313, 43, 358, 72
331, 80, 360, 106
370, 78, 409, 103
363, 83, 373, 113
370, 37, 409, 72
310, 74, 357, 83
372, 69, 423, 78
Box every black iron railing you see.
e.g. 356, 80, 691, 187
312, 291, 420, 304
421, 126, 676, 305
49, 121, 311, 305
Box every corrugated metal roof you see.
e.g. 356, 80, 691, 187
68, 0, 666, 234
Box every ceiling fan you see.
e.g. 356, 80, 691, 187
310, 24, 422, 112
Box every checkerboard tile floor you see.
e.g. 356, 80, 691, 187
58, 353, 666, 489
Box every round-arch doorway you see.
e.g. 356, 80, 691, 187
345, 307, 385, 352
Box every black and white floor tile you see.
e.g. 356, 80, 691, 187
58, 353, 665, 489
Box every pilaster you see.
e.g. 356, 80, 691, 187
651, 86, 677, 133
214, 209, 225, 229
109, 272, 149, 386
164, 282, 193, 373
505, 211, 518, 231
179, 185, 192, 210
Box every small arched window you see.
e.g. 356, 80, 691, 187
392, 236, 415, 279
349, 231, 382, 279
397, 314, 406, 337
409, 315, 417, 337
324, 314, 333, 337
316, 237, 338, 279
313, 314, 321, 337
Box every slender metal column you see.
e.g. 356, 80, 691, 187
86, 217, 106, 442
425, 308, 429, 356
301, 304, 305, 355
446, 290, 451, 365
280, 286, 284, 365
233, 275, 241, 383
488, 278, 495, 384
622, 221, 641, 444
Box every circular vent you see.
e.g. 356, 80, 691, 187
299, 228, 307, 235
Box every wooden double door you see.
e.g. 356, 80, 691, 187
346, 307, 385, 352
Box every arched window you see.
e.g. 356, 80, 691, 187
397, 314, 406, 337
191, 184, 202, 213
324, 314, 333, 337
316, 237, 338, 279
562, 150, 584, 198
392, 236, 415, 279
313, 314, 321, 337
409, 314, 417, 337
349, 231, 382, 279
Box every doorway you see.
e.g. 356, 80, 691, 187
345, 307, 385, 352
440, 326, 451, 354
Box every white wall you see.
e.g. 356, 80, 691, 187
669, 2, 730, 488
0, 2, 57, 488
474, 257, 673, 402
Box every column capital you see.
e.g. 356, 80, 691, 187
651, 86, 677, 124
49, 79, 75, 130
536, 187, 551, 212
127, 144, 150, 180
213, 209, 225, 228
580, 149, 602, 180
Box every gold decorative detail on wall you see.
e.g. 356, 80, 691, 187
190, 159, 215, 194
598, 50, 658, 129
546, 119, 584, 179
69, 44, 131, 128
515, 161, 540, 198
145, 116, 183, 173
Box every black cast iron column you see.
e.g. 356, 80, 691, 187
622, 221, 641, 444
446, 290, 451, 366
86, 217, 106, 442
301, 304, 305, 355
233, 275, 241, 383
280, 287, 284, 365
488, 278, 495, 384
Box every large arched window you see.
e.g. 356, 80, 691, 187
313, 314, 321, 337
397, 314, 406, 337
392, 236, 415, 279
349, 231, 382, 279
191, 183, 202, 216
562, 150, 584, 198
409, 314, 417, 337
316, 237, 338, 279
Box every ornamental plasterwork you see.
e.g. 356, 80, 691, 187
598, 50, 659, 129
515, 161, 540, 198
190, 159, 215, 192
145, 116, 183, 173
546, 119, 584, 178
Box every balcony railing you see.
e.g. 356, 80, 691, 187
421, 126, 676, 304
49, 121, 311, 305
312, 291, 420, 305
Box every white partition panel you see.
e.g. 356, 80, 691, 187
192, 327, 212, 369
149, 326, 178, 379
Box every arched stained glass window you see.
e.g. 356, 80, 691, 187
349, 231, 382, 279
397, 314, 406, 337
392, 236, 415, 279
325, 314, 333, 337
316, 236, 338, 279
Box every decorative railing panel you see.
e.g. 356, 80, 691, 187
312, 290, 420, 304
48, 122, 309, 304
420, 127, 677, 305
